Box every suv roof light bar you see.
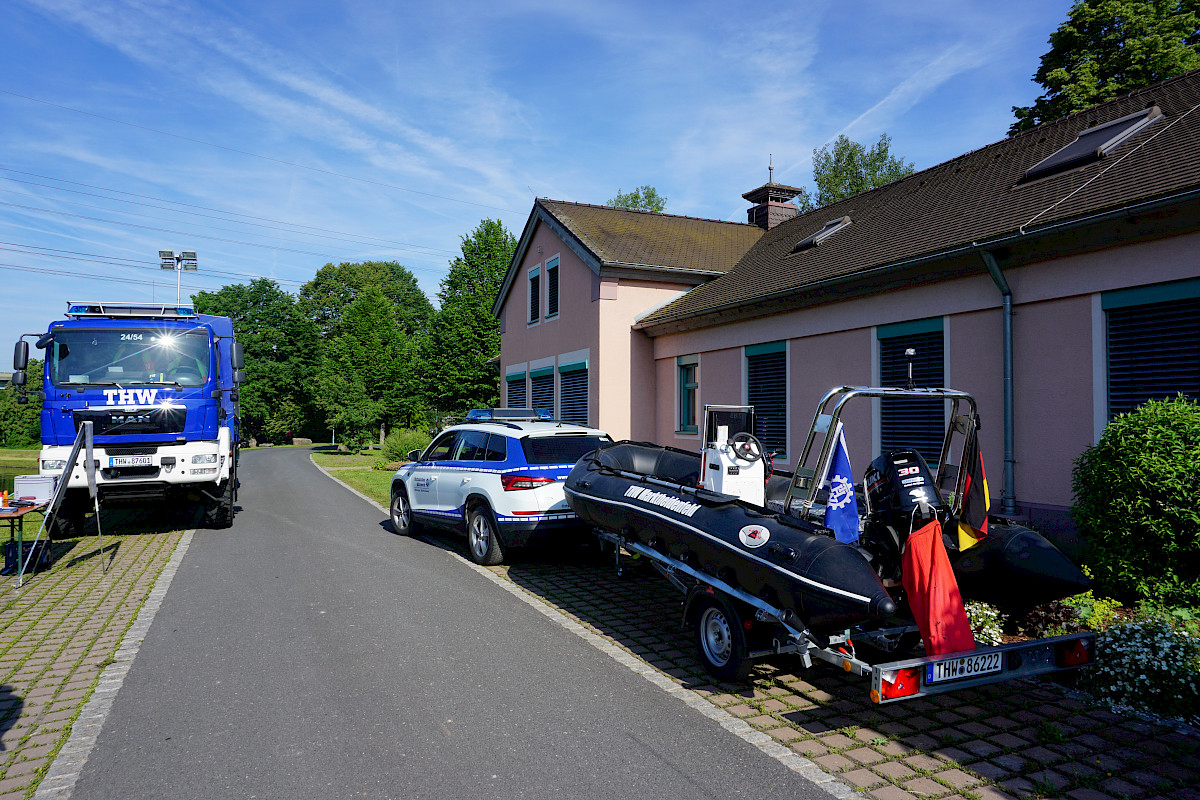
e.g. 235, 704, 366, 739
466, 408, 554, 422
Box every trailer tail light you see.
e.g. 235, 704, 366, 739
1055, 637, 1094, 667
501, 474, 556, 491
873, 667, 921, 703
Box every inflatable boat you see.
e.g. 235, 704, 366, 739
564, 440, 899, 634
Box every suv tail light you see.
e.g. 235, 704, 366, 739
502, 474, 556, 491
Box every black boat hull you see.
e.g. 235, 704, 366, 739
949, 521, 1090, 608
565, 442, 897, 634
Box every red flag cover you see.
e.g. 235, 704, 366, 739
902, 518, 976, 656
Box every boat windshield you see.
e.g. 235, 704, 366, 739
48, 327, 212, 388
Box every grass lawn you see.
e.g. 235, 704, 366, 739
0, 450, 38, 469
310, 451, 385, 469
329, 468, 392, 506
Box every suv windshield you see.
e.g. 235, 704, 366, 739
49, 327, 211, 388
521, 434, 611, 465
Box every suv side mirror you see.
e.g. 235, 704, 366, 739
407, 449, 422, 462
13, 341, 28, 370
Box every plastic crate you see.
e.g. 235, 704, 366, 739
2, 539, 51, 575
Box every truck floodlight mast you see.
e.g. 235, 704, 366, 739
11, 288, 245, 534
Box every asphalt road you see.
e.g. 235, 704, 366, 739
70, 447, 827, 800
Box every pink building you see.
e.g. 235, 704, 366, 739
494, 71, 1200, 541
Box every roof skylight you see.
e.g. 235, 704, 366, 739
1023, 105, 1163, 182
790, 216, 852, 254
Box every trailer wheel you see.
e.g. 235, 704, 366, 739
693, 595, 753, 681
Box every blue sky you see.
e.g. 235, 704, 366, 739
0, 0, 1075, 355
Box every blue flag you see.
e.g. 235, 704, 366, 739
823, 423, 859, 545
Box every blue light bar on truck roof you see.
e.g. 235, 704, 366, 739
65, 301, 198, 320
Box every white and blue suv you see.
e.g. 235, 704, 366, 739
388, 409, 611, 565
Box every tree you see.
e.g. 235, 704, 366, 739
299, 261, 434, 339
193, 279, 321, 443
1010, 0, 1200, 134
606, 185, 667, 213
315, 286, 422, 445
0, 359, 42, 448
422, 219, 516, 412
795, 134, 915, 212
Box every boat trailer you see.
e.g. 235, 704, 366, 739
594, 527, 1096, 703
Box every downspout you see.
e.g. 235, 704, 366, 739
979, 251, 1018, 516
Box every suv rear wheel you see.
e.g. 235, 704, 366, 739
466, 503, 505, 566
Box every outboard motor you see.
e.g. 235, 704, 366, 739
859, 449, 945, 582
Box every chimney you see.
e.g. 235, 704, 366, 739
742, 159, 802, 230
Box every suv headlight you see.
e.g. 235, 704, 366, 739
191, 454, 218, 464
41, 460, 67, 471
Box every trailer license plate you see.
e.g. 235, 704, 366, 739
926, 652, 1002, 683
109, 455, 152, 467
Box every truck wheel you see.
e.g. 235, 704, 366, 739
48, 509, 84, 540
693, 595, 753, 681
205, 479, 235, 529
466, 504, 505, 566
389, 488, 418, 536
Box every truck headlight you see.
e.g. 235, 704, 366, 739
41, 460, 67, 471
191, 454, 218, 464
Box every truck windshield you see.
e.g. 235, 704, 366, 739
48, 328, 212, 388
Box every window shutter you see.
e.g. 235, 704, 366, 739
506, 376, 527, 409
746, 348, 786, 458
530, 373, 554, 412
528, 271, 540, 323
559, 369, 588, 424
880, 329, 944, 464
547, 261, 559, 317
1107, 297, 1200, 417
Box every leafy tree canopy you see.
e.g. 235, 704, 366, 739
1010, 0, 1200, 134
796, 134, 915, 212
606, 185, 667, 213
193, 278, 321, 442
299, 260, 434, 338
0, 358, 42, 448
422, 219, 516, 412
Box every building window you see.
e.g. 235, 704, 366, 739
528, 267, 541, 324
677, 355, 698, 433
530, 368, 554, 413
506, 373, 527, 408
546, 257, 559, 318
559, 361, 588, 425
746, 342, 786, 459
1104, 281, 1200, 418
878, 318, 944, 465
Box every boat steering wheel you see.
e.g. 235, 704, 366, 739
730, 432, 764, 464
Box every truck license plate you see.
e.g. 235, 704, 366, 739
926, 652, 1002, 683
109, 455, 152, 467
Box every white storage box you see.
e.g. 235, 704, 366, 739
13, 475, 56, 504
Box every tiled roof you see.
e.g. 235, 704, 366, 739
638, 70, 1200, 330
538, 200, 763, 274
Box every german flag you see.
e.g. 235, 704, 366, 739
957, 432, 989, 551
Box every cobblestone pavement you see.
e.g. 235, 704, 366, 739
468, 540, 1197, 800
0, 512, 186, 800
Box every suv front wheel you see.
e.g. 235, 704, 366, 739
390, 487, 417, 536
466, 503, 505, 566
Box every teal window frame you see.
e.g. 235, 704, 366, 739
677, 355, 698, 434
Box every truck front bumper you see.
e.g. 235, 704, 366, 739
40, 436, 232, 490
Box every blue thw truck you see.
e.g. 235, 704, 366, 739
11, 301, 244, 533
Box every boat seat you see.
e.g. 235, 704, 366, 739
594, 441, 700, 487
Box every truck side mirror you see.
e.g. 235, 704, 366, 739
13, 341, 28, 370
231, 342, 245, 370
11, 371, 25, 387
233, 369, 246, 384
